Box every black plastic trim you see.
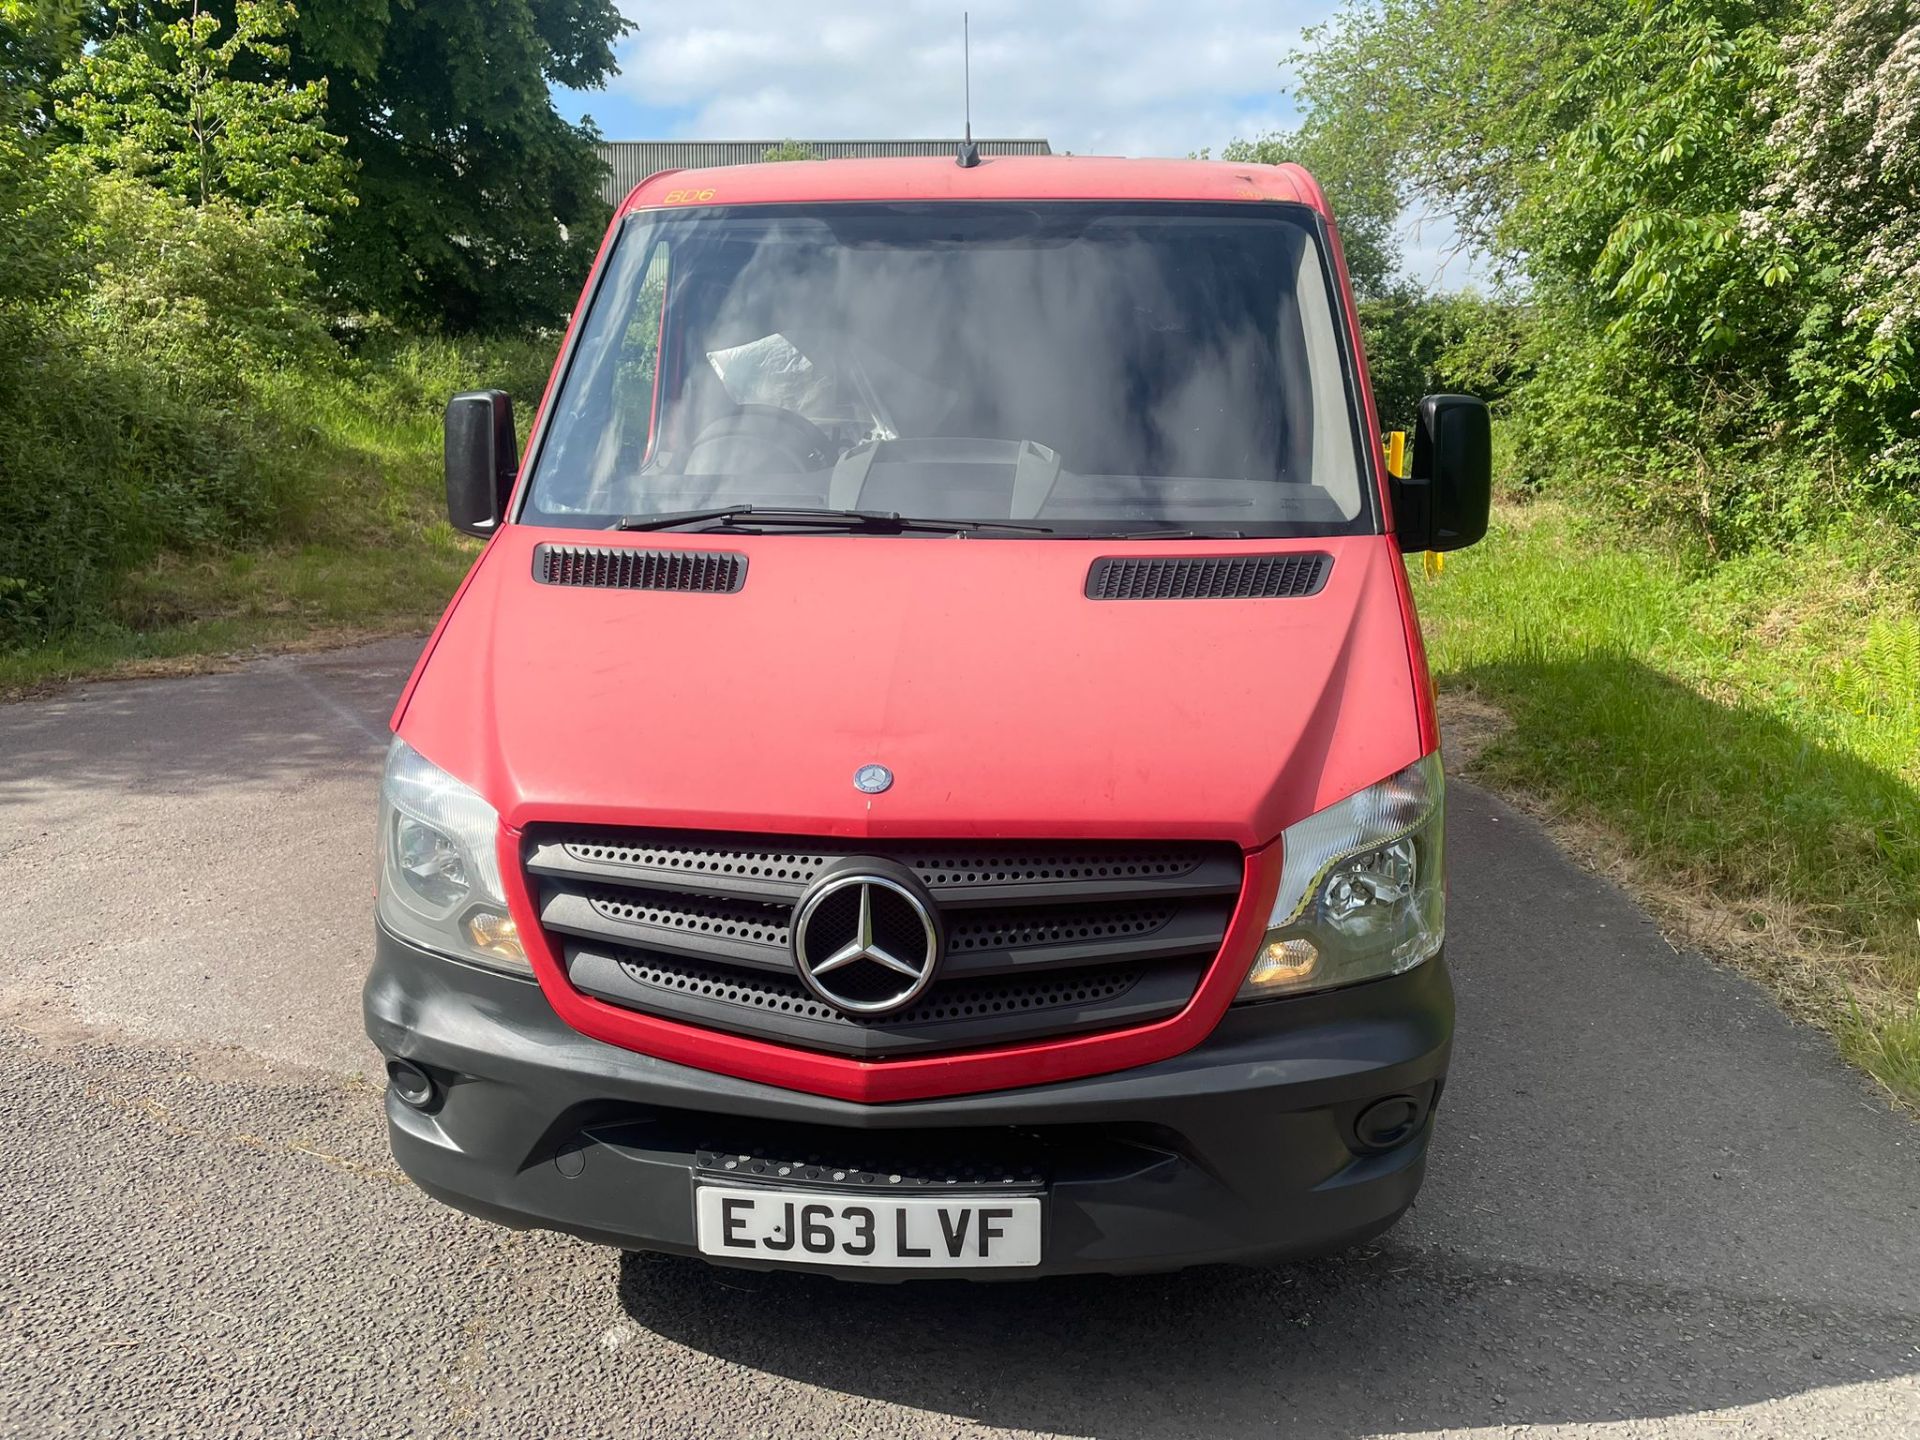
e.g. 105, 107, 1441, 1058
538, 886, 794, 974
524, 830, 1242, 1056
533, 543, 746, 593
565, 943, 1203, 1058
363, 925, 1453, 1276
536, 883, 1229, 983
524, 834, 1243, 911
1085, 553, 1332, 600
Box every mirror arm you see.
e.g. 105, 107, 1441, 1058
1389, 473, 1433, 553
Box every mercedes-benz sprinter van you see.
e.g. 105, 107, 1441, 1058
364, 155, 1491, 1277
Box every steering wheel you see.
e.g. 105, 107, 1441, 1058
684, 405, 836, 474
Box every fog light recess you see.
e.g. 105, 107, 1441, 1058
385, 1059, 438, 1111
1353, 1092, 1428, 1151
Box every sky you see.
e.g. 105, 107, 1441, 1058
551, 0, 1479, 287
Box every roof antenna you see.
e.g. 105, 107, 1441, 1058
957, 12, 981, 168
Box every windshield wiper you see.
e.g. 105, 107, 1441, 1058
611, 505, 763, 532
612, 505, 1052, 535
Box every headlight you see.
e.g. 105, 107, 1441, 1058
376, 737, 530, 975
1238, 753, 1444, 1000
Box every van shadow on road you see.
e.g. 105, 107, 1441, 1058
614, 1243, 1917, 1436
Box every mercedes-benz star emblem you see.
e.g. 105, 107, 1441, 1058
791, 869, 940, 1015
852, 763, 893, 794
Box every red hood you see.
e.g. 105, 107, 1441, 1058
396, 528, 1424, 849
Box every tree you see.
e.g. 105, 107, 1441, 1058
761, 140, 819, 162
0, 5, 82, 337
82, 0, 632, 328
1360, 290, 1526, 431
59, 0, 349, 217
0, 0, 87, 130
1277, 0, 1920, 545
1763, 1, 1920, 485
1767, 0, 1920, 342
282, 0, 632, 330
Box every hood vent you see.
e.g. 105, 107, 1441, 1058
1085, 553, 1332, 601
534, 544, 746, 594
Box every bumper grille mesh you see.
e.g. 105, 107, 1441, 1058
617, 952, 1141, 1025
945, 903, 1174, 952
585, 889, 790, 948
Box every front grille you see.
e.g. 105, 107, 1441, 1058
1085, 553, 1332, 600
528, 830, 1243, 1058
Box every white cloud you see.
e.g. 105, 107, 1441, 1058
599, 0, 1325, 158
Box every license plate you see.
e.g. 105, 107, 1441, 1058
694, 1185, 1042, 1269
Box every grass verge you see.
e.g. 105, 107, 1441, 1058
1415, 499, 1920, 1106
0, 544, 472, 695
0, 333, 546, 696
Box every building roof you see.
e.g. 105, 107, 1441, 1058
596, 139, 1053, 205
615, 154, 1326, 215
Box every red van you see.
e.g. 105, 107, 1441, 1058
364, 155, 1490, 1277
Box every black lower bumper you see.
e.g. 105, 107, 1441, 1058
363, 927, 1452, 1279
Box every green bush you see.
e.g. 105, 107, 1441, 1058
1288, 0, 1920, 551
0, 169, 343, 644
0, 0, 591, 653
1361, 289, 1526, 432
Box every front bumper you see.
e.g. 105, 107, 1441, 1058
364, 926, 1452, 1278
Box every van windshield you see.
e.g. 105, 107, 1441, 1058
522, 202, 1378, 538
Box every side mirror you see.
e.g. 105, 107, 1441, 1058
445, 390, 518, 538
1391, 394, 1491, 553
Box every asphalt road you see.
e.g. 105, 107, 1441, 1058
1, 639, 1915, 1439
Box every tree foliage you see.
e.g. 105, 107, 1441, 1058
60, 1, 349, 216
282, 0, 631, 329
1, 1, 341, 640
1280, 0, 1920, 546
0, 5, 84, 312
1764, 1, 1920, 487
761, 140, 820, 162
2, 0, 632, 644
1769, 1, 1920, 347
1361, 291, 1527, 432
1, 0, 86, 127
60, 0, 632, 328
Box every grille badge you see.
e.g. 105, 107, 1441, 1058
852, 763, 893, 794
792, 870, 940, 1016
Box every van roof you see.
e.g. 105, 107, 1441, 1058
617, 154, 1328, 217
